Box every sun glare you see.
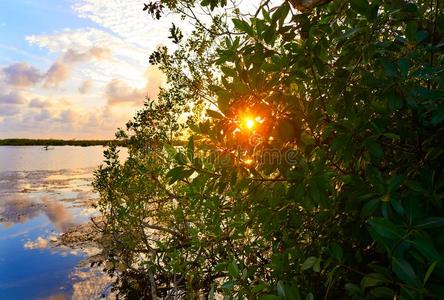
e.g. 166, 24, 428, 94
244, 117, 255, 130
244, 158, 254, 165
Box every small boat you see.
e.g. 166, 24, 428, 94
43, 145, 54, 150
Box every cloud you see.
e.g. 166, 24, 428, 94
24, 236, 50, 249
29, 98, 49, 108
144, 66, 165, 99
0, 196, 42, 225
71, 267, 115, 300
42, 47, 112, 88
0, 91, 26, 104
73, 0, 175, 47
58, 109, 77, 124
63, 47, 112, 63
0, 194, 75, 232
0, 104, 21, 116
44, 61, 71, 88
78, 80, 93, 94
105, 78, 145, 105
0, 46, 113, 90
27, 28, 143, 62
43, 199, 75, 232
1, 0, 180, 138
2, 62, 43, 87
34, 109, 52, 121
106, 66, 165, 106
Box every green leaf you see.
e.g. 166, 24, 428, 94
271, 2, 290, 24
405, 21, 417, 42
431, 105, 444, 125
278, 119, 298, 141
361, 198, 380, 217
416, 30, 428, 43
369, 287, 395, 298
252, 283, 268, 293
260, 296, 281, 300
416, 217, 444, 229
207, 109, 224, 119
366, 3, 379, 21
390, 199, 404, 216
398, 58, 409, 77
301, 256, 317, 270
345, 283, 362, 298
163, 143, 177, 158
313, 257, 321, 272
388, 175, 405, 192
392, 257, 419, 287
368, 218, 404, 240
187, 136, 194, 161
423, 261, 438, 285
208, 284, 215, 300
232, 18, 254, 36
363, 138, 383, 158
350, 0, 369, 15
382, 133, 400, 141
221, 280, 234, 290
174, 152, 188, 165
228, 260, 239, 277
413, 237, 440, 261
330, 243, 343, 261
277, 280, 301, 300
361, 273, 388, 290
166, 166, 194, 184
220, 66, 237, 77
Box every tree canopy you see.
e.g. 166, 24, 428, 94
93, 0, 444, 298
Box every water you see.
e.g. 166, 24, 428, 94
0, 146, 127, 300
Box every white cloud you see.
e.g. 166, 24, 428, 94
24, 236, 50, 249
1, 0, 178, 138
73, 0, 179, 48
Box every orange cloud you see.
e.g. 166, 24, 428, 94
63, 47, 112, 63
44, 61, 71, 88
78, 80, 94, 94
106, 66, 166, 106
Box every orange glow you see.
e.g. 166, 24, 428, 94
245, 117, 255, 130
244, 158, 254, 165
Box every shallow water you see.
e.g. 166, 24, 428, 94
0, 146, 127, 300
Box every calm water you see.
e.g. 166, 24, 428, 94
0, 146, 127, 300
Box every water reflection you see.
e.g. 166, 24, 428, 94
0, 146, 126, 299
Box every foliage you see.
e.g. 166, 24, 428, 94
94, 0, 444, 298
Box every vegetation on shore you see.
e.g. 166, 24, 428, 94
91, 0, 444, 299
0, 139, 126, 147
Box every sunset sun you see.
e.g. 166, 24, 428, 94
244, 117, 255, 130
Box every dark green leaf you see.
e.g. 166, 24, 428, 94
361, 273, 388, 290
392, 257, 419, 287
416, 217, 444, 229
368, 218, 404, 240
351, 0, 369, 15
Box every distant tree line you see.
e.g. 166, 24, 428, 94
0, 139, 126, 147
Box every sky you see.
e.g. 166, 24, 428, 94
0, 0, 180, 139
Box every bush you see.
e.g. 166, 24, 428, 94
93, 0, 444, 298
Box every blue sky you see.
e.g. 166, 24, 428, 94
0, 0, 95, 67
0, 0, 177, 139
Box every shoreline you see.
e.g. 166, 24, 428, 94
0, 139, 125, 147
